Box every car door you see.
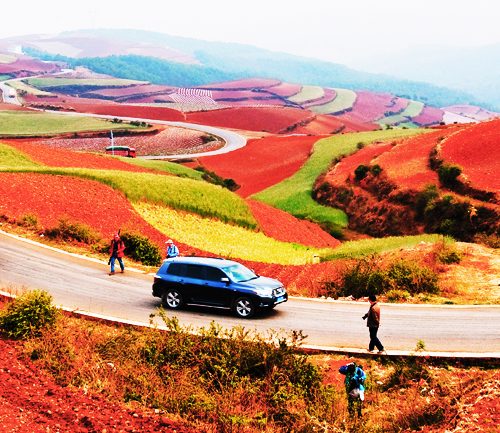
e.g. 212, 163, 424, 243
195, 266, 232, 307
164, 263, 193, 301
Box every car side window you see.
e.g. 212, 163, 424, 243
185, 264, 205, 280
166, 263, 187, 277
204, 266, 226, 281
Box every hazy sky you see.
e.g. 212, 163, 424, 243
2, 0, 499, 67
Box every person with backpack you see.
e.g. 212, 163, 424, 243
339, 362, 366, 417
108, 233, 125, 275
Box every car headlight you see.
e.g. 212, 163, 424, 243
253, 287, 274, 297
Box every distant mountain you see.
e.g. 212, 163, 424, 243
355, 44, 500, 111
3, 29, 489, 109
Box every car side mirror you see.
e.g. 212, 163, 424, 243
221, 277, 230, 285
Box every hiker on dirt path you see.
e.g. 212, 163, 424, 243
165, 239, 179, 258
109, 233, 125, 275
339, 362, 366, 417
363, 294, 385, 354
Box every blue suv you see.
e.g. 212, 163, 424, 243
152, 257, 287, 318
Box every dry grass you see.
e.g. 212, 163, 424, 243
4, 302, 496, 433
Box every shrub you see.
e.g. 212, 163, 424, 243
386, 289, 410, 302
120, 231, 162, 266
433, 240, 462, 264
354, 164, 370, 181
44, 218, 100, 244
322, 257, 439, 298
20, 212, 39, 229
195, 166, 240, 192
387, 260, 439, 295
437, 163, 462, 187
370, 164, 383, 176
0, 290, 58, 339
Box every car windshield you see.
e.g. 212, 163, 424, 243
222, 264, 258, 282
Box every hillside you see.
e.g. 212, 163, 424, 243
3, 28, 490, 109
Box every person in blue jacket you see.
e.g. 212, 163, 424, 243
165, 239, 179, 258
339, 362, 366, 416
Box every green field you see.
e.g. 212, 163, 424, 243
253, 129, 427, 230
0, 74, 12, 81
26, 77, 146, 89
118, 157, 204, 181
288, 85, 324, 103
0, 111, 145, 136
378, 100, 425, 126
310, 88, 357, 115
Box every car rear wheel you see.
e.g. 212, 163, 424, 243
234, 297, 255, 318
162, 289, 183, 309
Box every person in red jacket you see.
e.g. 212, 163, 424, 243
108, 233, 125, 275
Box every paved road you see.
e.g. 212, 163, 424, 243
1, 231, 499, 356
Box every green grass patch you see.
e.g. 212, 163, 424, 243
0, 111, 146, 137
25, 77, 146, 89
322, 234, 445, 260
310, 88, 356, 115
379, 101, 424, 126
134, 202, 330, 264
116, 157, 204, 181
288, 85, 324, 103
253, 129, 427, 230
0, 74, 12, 80
2, 166, 257, 228
0, 142, 39, 168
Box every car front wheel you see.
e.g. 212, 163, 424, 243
234, 297, 255, 318
162, 289, 183, 309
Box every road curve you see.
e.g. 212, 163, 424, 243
0, 74, 247, 159
1, 231, 499, 356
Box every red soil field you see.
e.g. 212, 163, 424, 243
196, 135, 320, 197
211, 90, 269, 100
199, 78, 281, 90
440, 119, 500, 192
338, 91, 397, 124
0, 103, 32, 111
0, 336, 195, 433
65, 102, 186, 122
247, 199, 340, 248
3, 139, 154, 172
412, 105, 444, 126
293, 115, 345, 135
374, 129, 459, 190
323, 141, 395, 185
267, 82, 302, 98
186, 106, 314, 133
29, 126, 222, 157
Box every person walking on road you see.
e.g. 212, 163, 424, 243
363, 294, 385, 353
109, 233, 125, 275
339, 362, 366, 417
165, 239, 179, 258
